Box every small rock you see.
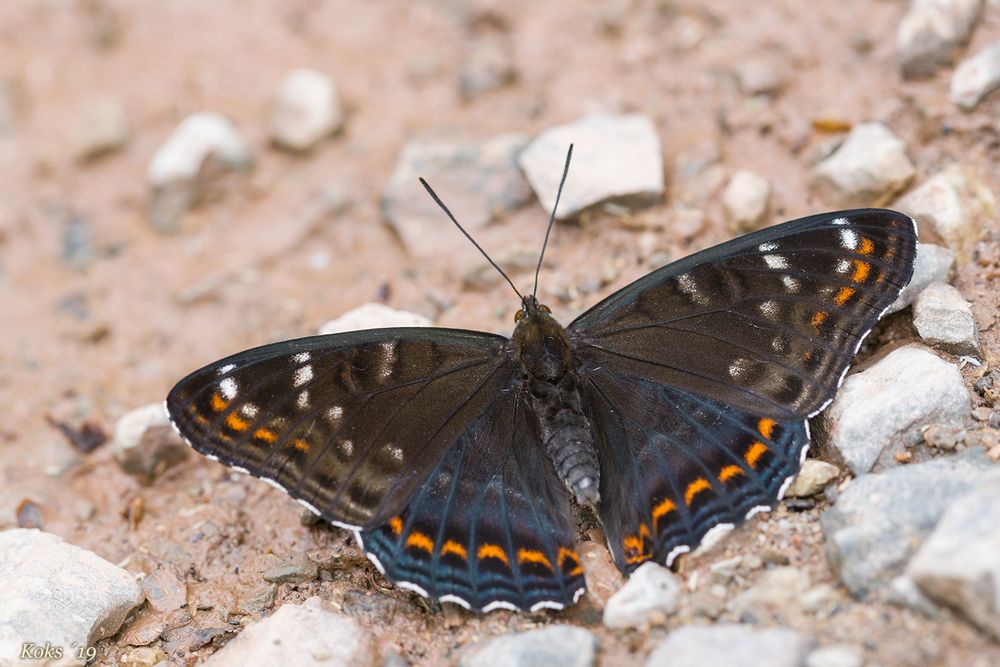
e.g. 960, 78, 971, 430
723, 169, 772, 232
460, 625, 597, 667
460, 35, 517, 99
580, 539, 625, 608
382, 134, 533, 257
897, 0, 983, 79
122, 646, 169, 667
885, 243, 955, 314
821, 345, 971, 474
784, 460, 841, 498
75, 97, 129, 161
820, 448, 994, 598
950, 40, 1000, 109
805, 645, 863, 667
644, 624, 815, 667
972, 406, 993, 421
888, 574, 943, 618
146, 112, 252, 233
263, 553, 319, 584
61, 211, 98, 270
113, 403, 189, 482
602, 561, 680, 629
205, 597, 374, 666
907, 471, 1000, 639
800, 584, 842, 616
736, 57, 783, 96
0, 529, 145, 664
912, 282, 982, 356
141, 562, 187, 612
728, 566, 811, 620
270, 69, 343, 152
893, 165, 996, 256
923, 423, 960, 450
318, 303, 432, 335
519, 114, 664, 219
238, 584, 278, 615
811, 123, 915, 207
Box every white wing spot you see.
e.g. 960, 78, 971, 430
729, 357, 752, 379
292, 352, 311, 364
294, 364, 314, 387
763, 254, 788, 270
386, 444, 403, 464
677, 273, 710, 305
338, 439, 354, 458
219, 377, 238, 400
240, 403, 259, 418
832, 217, 849, 226
758, 241, 778, 251
839, 228, 859, 249
836, 258, 851, 273
378, 341, 397, 382
782, 275, 801, 292
759, 300, 779, 317
297, 390, 310, 409
327, 405, 344, 422
218, 363, 236, 375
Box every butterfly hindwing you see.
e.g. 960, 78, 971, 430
166, 328, 513, 529
570, 209, 917, 419
581, 363, 807, 572
359, 387, 585, 612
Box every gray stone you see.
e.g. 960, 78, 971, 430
140, 562, 186, 613
113, 403, 189, 482
519, 114, 664, 219
811, 123, 915, 207
0, 529, 145, 665
897, 0, 983, 79
723, 169, 772, 232
75, 97, 129, 162
950, 40, 1000, 109
262, 554, 319, 584
736, 58, 784, 96
885, 243, 956, 314
888, 574, 943, 618
805, 645, 863, 667
602, 561, 681, 629
907, 472, 1000, 638
892, 165, 996, 256
728, 567, 811, 620
821, 345, 970, 474
784, 460, 841, 498
317, 303, 431, 335
644, 624, 814, 667
820, 449, 994, 598
146, 113, 252, 233
269, 69, 343, 152
382, 134, 533, 257
204, 597, 374, 667
460, 625, 597, 667
912, 282, 982, 356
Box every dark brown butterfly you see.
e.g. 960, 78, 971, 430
167, 148, 917, 612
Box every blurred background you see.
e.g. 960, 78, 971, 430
1, 1, 999, 665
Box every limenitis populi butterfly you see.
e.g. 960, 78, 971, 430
167, 147, 916, 613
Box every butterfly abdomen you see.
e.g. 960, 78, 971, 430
514, 298, 601, 506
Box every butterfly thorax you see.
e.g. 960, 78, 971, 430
513, 298, 600, 507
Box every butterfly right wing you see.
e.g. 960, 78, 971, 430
166, 328, 512, 530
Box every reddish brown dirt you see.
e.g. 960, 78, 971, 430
2, 1, 999, 665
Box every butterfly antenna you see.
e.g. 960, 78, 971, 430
532, 143, 573, 300
419, 177, 524, 301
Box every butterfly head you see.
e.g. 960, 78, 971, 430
513, 295, 573, 382
514, 295, 552, 324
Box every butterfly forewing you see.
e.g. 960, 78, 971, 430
166, 328, 511, 529
570, 209, 917, 419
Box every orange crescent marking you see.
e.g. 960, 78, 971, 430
719, 465, 744, 482
517, 549, 553, 571
834, 286, 855, 306
441, 540, 468, 560
388, 516, 403, 536
405, 530, 434, 553
210, 393, 228, 412
758, 417, 777, 440
811, 311, 828, 333
291, 438, 310, 452
477, 544, 509, 565
623, 534, 649, 565
226, 413, 249, 431
852, 259, 871, 283
651, 497, 676, 530
858, 237, 876, 255
745, 441, 769, 468
684, 478, 712, 506
557, 547, 582, 576
253, 428, 277, 443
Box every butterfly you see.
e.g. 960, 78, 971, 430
166, 148, 917, 613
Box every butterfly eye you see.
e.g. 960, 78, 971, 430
514, 309, 524, 322
540, 304, 552, 314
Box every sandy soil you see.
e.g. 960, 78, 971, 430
2, 1, 999, 665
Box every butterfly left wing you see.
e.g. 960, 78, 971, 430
358, 387, 585, 612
